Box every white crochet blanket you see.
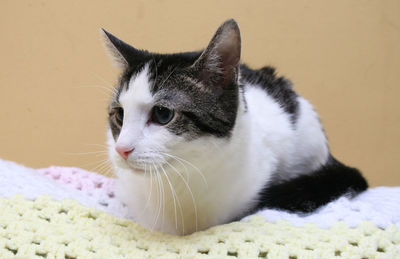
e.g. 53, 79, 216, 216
1, 159, 399, 229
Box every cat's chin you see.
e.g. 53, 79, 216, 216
129, 164, 146, 173
122, 162, 147, 174
110, 149, 174, 175
111, 157, 146, 174
120, 160, 175, 176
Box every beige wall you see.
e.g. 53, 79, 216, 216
0, 0, 399, 186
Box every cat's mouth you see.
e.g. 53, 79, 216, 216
132, 167, 145, 173
125, 162, 148, 173
124, 158, 170, 174
113, 150, 172, 174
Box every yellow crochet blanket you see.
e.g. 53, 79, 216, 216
0, 195, 399, 259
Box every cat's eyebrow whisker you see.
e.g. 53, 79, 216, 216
72, 85, 117, 97
165, 160, 198, 233
151, 57, 159, 91
92, 73, 115, 86
159, 66, 177, 89
83, 84, 117, 94
90, 72, 119, 94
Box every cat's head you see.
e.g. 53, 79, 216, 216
103, 19, 241, 172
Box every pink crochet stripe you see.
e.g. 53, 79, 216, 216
37, 166, 115, 197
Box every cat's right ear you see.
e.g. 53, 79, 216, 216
101, 29, 145, 69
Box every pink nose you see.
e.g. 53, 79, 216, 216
115, 146, 134, 160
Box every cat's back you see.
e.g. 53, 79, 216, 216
239, 64, 330, 177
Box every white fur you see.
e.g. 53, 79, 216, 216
109, 67, 329, 235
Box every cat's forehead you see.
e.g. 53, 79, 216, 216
120, 51, 200, 85
114, 53, 203, 108
119, 64, 153, 108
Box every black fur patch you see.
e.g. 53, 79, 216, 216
150, 53, 239, 139
109, 56, 300, 140
108, 50, 240, 140
105, 23, 298, 140
251, 156, 368, 213
106, 21, 244, 140
181, 111, 235, 137
148, 52, 202, 93
240, 64, 299, 124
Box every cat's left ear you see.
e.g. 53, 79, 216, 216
101, 29, 147, 69
192, 19, 241, 91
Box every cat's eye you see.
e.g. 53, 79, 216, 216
114, 107, 124, 126
151, 106, 174, 125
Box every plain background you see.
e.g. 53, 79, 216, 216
0, 0, 399, 186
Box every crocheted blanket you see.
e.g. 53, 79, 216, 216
0, 159, 399, 258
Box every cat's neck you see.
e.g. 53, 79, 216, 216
142, 91, 266, 235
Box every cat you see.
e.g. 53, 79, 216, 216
102, 19, 368, 235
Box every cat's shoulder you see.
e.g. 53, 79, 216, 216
240, 64, 299, 122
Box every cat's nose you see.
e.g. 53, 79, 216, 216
115, 145, 134, 160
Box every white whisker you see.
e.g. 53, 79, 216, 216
160, 164, 185, 233
96, 162, 112, 174
101, 168, 114, 177
152, 164, 162, 231
163, 159, 198, 233
84, 143, 109, 148
89, 159, 112, 173
162, 152, 208, 187
138, 164, 153, 218
155, 164, 166, 230
160, 153, 190, 181
63, 150, 109, 156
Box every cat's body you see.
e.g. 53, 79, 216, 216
103, 20, 367, 235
